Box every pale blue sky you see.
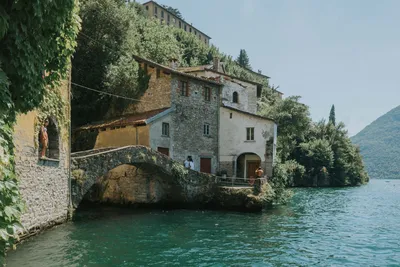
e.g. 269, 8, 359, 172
140, 0, 400, 136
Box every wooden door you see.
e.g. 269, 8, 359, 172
247, 161, 259, 178
157, 147, 169, 157
200, 158, 212, 173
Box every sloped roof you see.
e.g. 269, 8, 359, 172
75, 108, 170, 130
133, 55, 222, 86
222, 105, 275, 123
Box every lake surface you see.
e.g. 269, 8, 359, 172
7, 179, 400, 266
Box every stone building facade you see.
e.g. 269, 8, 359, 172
142, 0, 211, 45
13, 79, 71, 234
74, 56, 222, 174
179, 59, 278, 178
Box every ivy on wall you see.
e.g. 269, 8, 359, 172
0, 0, 80, 261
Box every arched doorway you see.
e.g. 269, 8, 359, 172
38, 117, 60, 159
236, 153, 261, 179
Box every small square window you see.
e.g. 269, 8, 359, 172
246, 127, 254, 141
180, 81, 188, 96
203, 124, 210, 136
162, 122, 169, 137
204, 87, 211, 101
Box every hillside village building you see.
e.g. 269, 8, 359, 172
74, 56, 222, 174
142, 0, 211, 46
75, 55, 278, 177
179, 59, 277, 177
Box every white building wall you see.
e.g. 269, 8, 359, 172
219, 107, 276, 176
149, 114, 173, 157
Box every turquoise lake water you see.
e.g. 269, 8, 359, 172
6, 179, 400, 266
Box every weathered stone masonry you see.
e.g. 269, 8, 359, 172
14, 111, 70, 234
170, 75, 221, 173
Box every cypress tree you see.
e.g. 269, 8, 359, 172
329, 105, 336, 126
236, 49, 251, 69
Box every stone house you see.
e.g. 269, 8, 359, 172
13, 78, 71, 235
179, 58, 278, 177
142, 0, 211, 45
74, 56, 222, 174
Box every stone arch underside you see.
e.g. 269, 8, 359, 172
71, 146, 216, 208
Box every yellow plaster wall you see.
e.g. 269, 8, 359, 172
93, 125, 150, 149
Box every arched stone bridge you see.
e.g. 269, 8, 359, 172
70, 146, 217, 208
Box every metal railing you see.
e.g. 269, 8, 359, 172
215, 176, 267, 187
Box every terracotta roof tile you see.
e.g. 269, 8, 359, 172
76, 108, 169, 131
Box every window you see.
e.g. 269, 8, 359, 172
179, 21, 182, 28
156, 68, 160, 78
180, 81, 188, 96
203, 124, 210, 136
190, 27, 192, 33
161, 10, 164, 18
184, 24, 187, 31
230, 113, 233, 119
246, 127, 255, 141
195, 31, 197, 35
145, 6, 148, 10
205, 39, 207, 44
233, 92, 239, 103
167, 14, 170, 21
154, 6, 158, 14
162, 122, 169, 137
204, 87, 211, 101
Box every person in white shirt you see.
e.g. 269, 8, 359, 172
184, 156, 194, 170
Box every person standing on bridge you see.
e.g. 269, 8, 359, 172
184, 156, 194, 170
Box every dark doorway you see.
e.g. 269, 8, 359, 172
157, 147, 169, 157
247, 161, 259, 178
200, 158, 211, 173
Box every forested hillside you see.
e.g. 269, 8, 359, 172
352, 106, 400, 179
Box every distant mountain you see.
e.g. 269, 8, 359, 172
351, 106, 400, 179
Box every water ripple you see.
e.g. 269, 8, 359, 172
6, 180, 400, 266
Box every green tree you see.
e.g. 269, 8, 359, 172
236, 49, 251, 69
329, 104, 336, 125
162, 5, 183, 20
72, 0, 181, 126
0, 0, 79, 259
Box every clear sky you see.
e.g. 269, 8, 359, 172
139, 0, 400, 136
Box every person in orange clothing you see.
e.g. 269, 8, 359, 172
255, 166, 264, 178
40, 119, 49, 159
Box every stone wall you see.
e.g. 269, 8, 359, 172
170, 75, 221, 173
190, 70, 258, 114
14, 111, 70, 234
124, 64, 172, 114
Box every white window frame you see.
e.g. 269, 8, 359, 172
162, 122, 170, 137
246, 127, 254, 141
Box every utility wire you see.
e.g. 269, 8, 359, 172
71, 82, 153, 102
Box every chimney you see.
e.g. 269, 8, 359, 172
169, 58, 178, 69
213, 56, 220, 72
